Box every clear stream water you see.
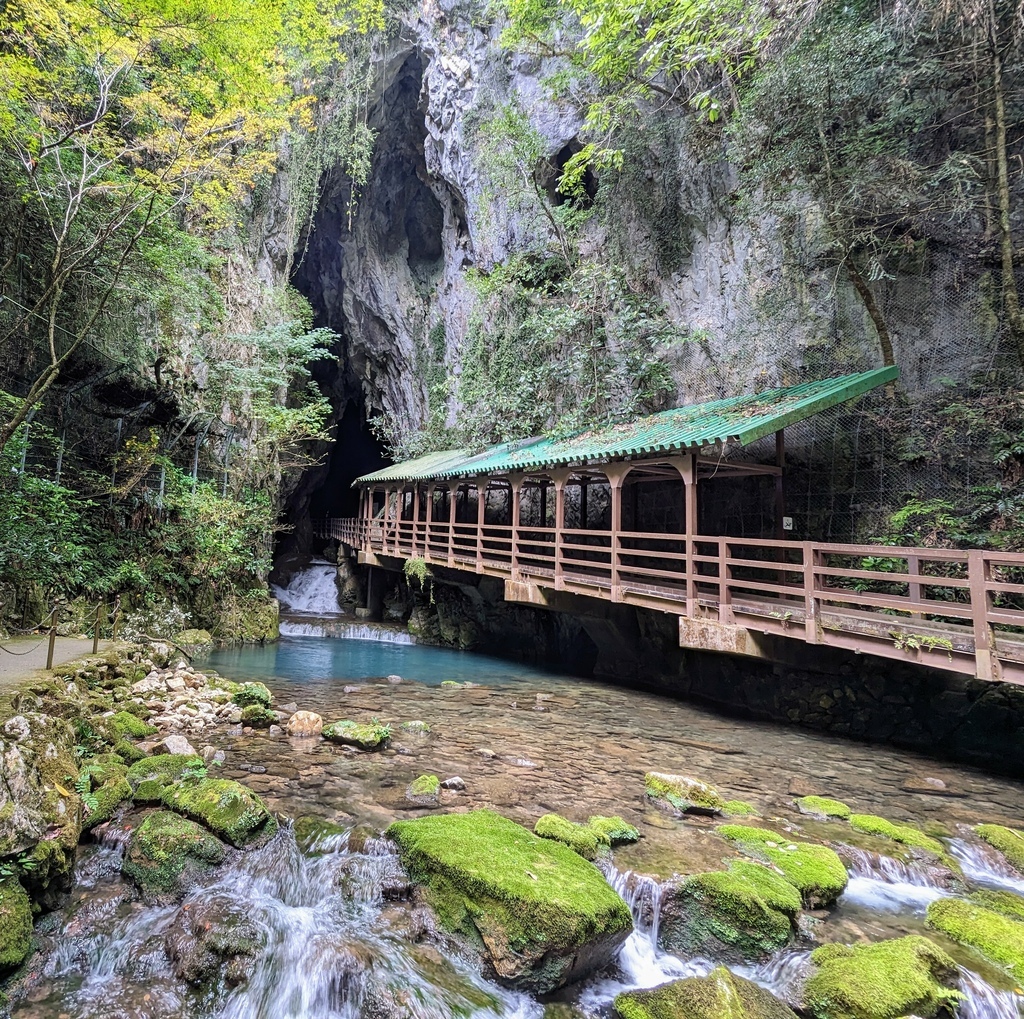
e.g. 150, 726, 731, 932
9, 572, 1024, 1018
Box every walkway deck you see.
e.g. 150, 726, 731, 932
319, 517, 1024, 686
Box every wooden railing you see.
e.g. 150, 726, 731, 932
317, 517, 1024, 684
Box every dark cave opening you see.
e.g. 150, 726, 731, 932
308, 401, 386, 520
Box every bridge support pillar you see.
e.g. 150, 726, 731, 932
550, 470, 571, 591
604, 464, 634, 603
509, 475, 524, 580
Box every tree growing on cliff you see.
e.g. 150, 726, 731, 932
0, 0, 383, 453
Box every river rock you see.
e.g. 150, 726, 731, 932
165, 897, 263, 987
323, 720, 390, 750
161, 777, 279, 848
644, 771, 725, 815
78, 758, 132, 829
0, 877, 32, 974
153, 733, 198, 757
802, 935, 962, 1019
286, 711, 324, 737
122, 810, 226, 897
613, 965, 798, 1019
127, 753, 205, 802
386, 809, 632, 992
440, 776, 465, 791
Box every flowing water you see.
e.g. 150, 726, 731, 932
272, 561, 344, 616
10, 610, 1024, 1018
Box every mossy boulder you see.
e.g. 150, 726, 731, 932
722, 800, 759, 817
161, 778, 278, 848
796, 796, 852, 820
848, 814, 953, 867
718, 825, 848, 908
112, 738, 147, 763
614, 966, 798, 1019
386, 809, 633, 992
0, 878, 32, 973
240, 704, 276, 728
534, 814, 602, 860
173, 629, 213, 650
407, 774, 441, 802
293, 815, 350, 854
926, 897, 1024, 981
122, 810, 226, 896
233, 682, 273, 708
79, 758, 132, 829
968, 888, 1024, 922
400, 720, 431, 734
803, 935, 962, 1019
659, 861, 801, 960
105, 710, 158, 740
165, 897, 264, 986
974, 824, 1024, 872
587, 816, 640, 845
644, 772, 724, 815
127, 753, 205, 803
322, 719, 391, 750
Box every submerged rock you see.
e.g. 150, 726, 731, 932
322, 719, 391, 750
285, 710, 323, 737
534, 814, 601, 860
717, 825, 848, 908
0, 877, 32, 974
974, 824, 1024, 872
165, 897, 264, 987
386, 809, 632, 993
796, 796, 852, 820
802, 935, 962, 1019
240, 704, 276, 728
126, 753, 205, 803
926, 897, 1024, 981
122, 810, 226, 895
658, 861, 801, 960
613, 966, 798, 1019
644, 772, 725, 815
161, 777, 278, 848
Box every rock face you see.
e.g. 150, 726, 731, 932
614, 966, 799, 1019
0, 877, 32, 973
165, 898, 264, 986
386, 809, 633, 992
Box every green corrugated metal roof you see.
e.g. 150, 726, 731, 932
355, 365, 898, 485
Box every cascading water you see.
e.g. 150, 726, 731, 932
279, 620, 415, 643
273, 562, 343, 616
957, 967, 1022, 1019
839, 845, 951, 912
950, 839, 1024, 895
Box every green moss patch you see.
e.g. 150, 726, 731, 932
0, 878, 32, 973
614, 965, 798, 1019
407, 774, 441, 802
233, 682, 273, 708
926, 898, 1024, 981
386, 810, 632, 992
849, 814, 949, 861
804, 936, 961, 1019
968, 889, 1024, 922
535, 814, 601, 860
400, 720, 431, 734
161, 777, 278, 848
240, 704, 276, 728
974, 824, 1024, 873
122, 810, 226, 895
660, 861, 800, 960
127, 753, 205, 803
322, 719, 391, 750
717, 825, 848, 908
796, 796, 852, 820
106, 710, 158, 740
79, 759, 132, 829
587, 816, 640, 845
644, 772, 724, 815
722, 800, 759, 817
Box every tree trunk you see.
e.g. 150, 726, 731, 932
847, 257, 896, 367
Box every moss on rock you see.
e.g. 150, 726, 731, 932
122, 810, 226, 895
803, 935, 962, 1019
386, 809, 632, 993
0, 878, 32, 973
233, 683, 273, 708
106, 710, 158, 740
722, 800, 759, 817
79, 759, 132, 829
587, 816, 640, 845
614, 966, 798, 1019
659, 861, 800, 960
796, 796, 852, 820
407, 774, 441, 801
848, 814, 948, 860
644, 772, 724, 815
127, 754, 205, 803
240, 704, 276, 728
926, 898, 1024, 981
717, 825, 848, 908
322, 719, 391, 750
534, 814, 601, 860
968, 889, 1024, 922
974, 824, 1024, 873
161, 777, 278, 848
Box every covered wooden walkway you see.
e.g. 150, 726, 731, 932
321, 368, 1024, 685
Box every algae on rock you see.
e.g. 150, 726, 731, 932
796, 796, 852, 820
644, 772, 725, 815
386, 809, 632, 993
127, 754, 206, 803
803, 935, 962, 1019
322, 719, 391, 750
614, 965, 799, 1019
534, 814, 602, 860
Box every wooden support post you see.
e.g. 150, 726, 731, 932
604, 465, 631, 602
413, 485, 421, 556
45, 602, 58, 670
476, 477, 487, 571
509, 475, 523, 579
551, 471, 570, 589
426, 484, 435, 561
969, 550, 996, 680
448, 485, 457, 566
93, 603, 102, 654
775, 429, 786, 540
803, 542, 820, 643
540, 481, 548, 527
670, 454, 698, 617
718, 536, 733, 624
907, 554, 922, 615
580, 477, 589, 530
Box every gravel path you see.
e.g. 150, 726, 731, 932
0, 636, 109, 693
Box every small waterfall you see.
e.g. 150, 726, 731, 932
737, 951, 815, 1006
279, 620, 415, 644
840, 846, 951, 912
957, 967, 1022, 1019
273, 562, 342, 616
950, 839, 1024, 895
